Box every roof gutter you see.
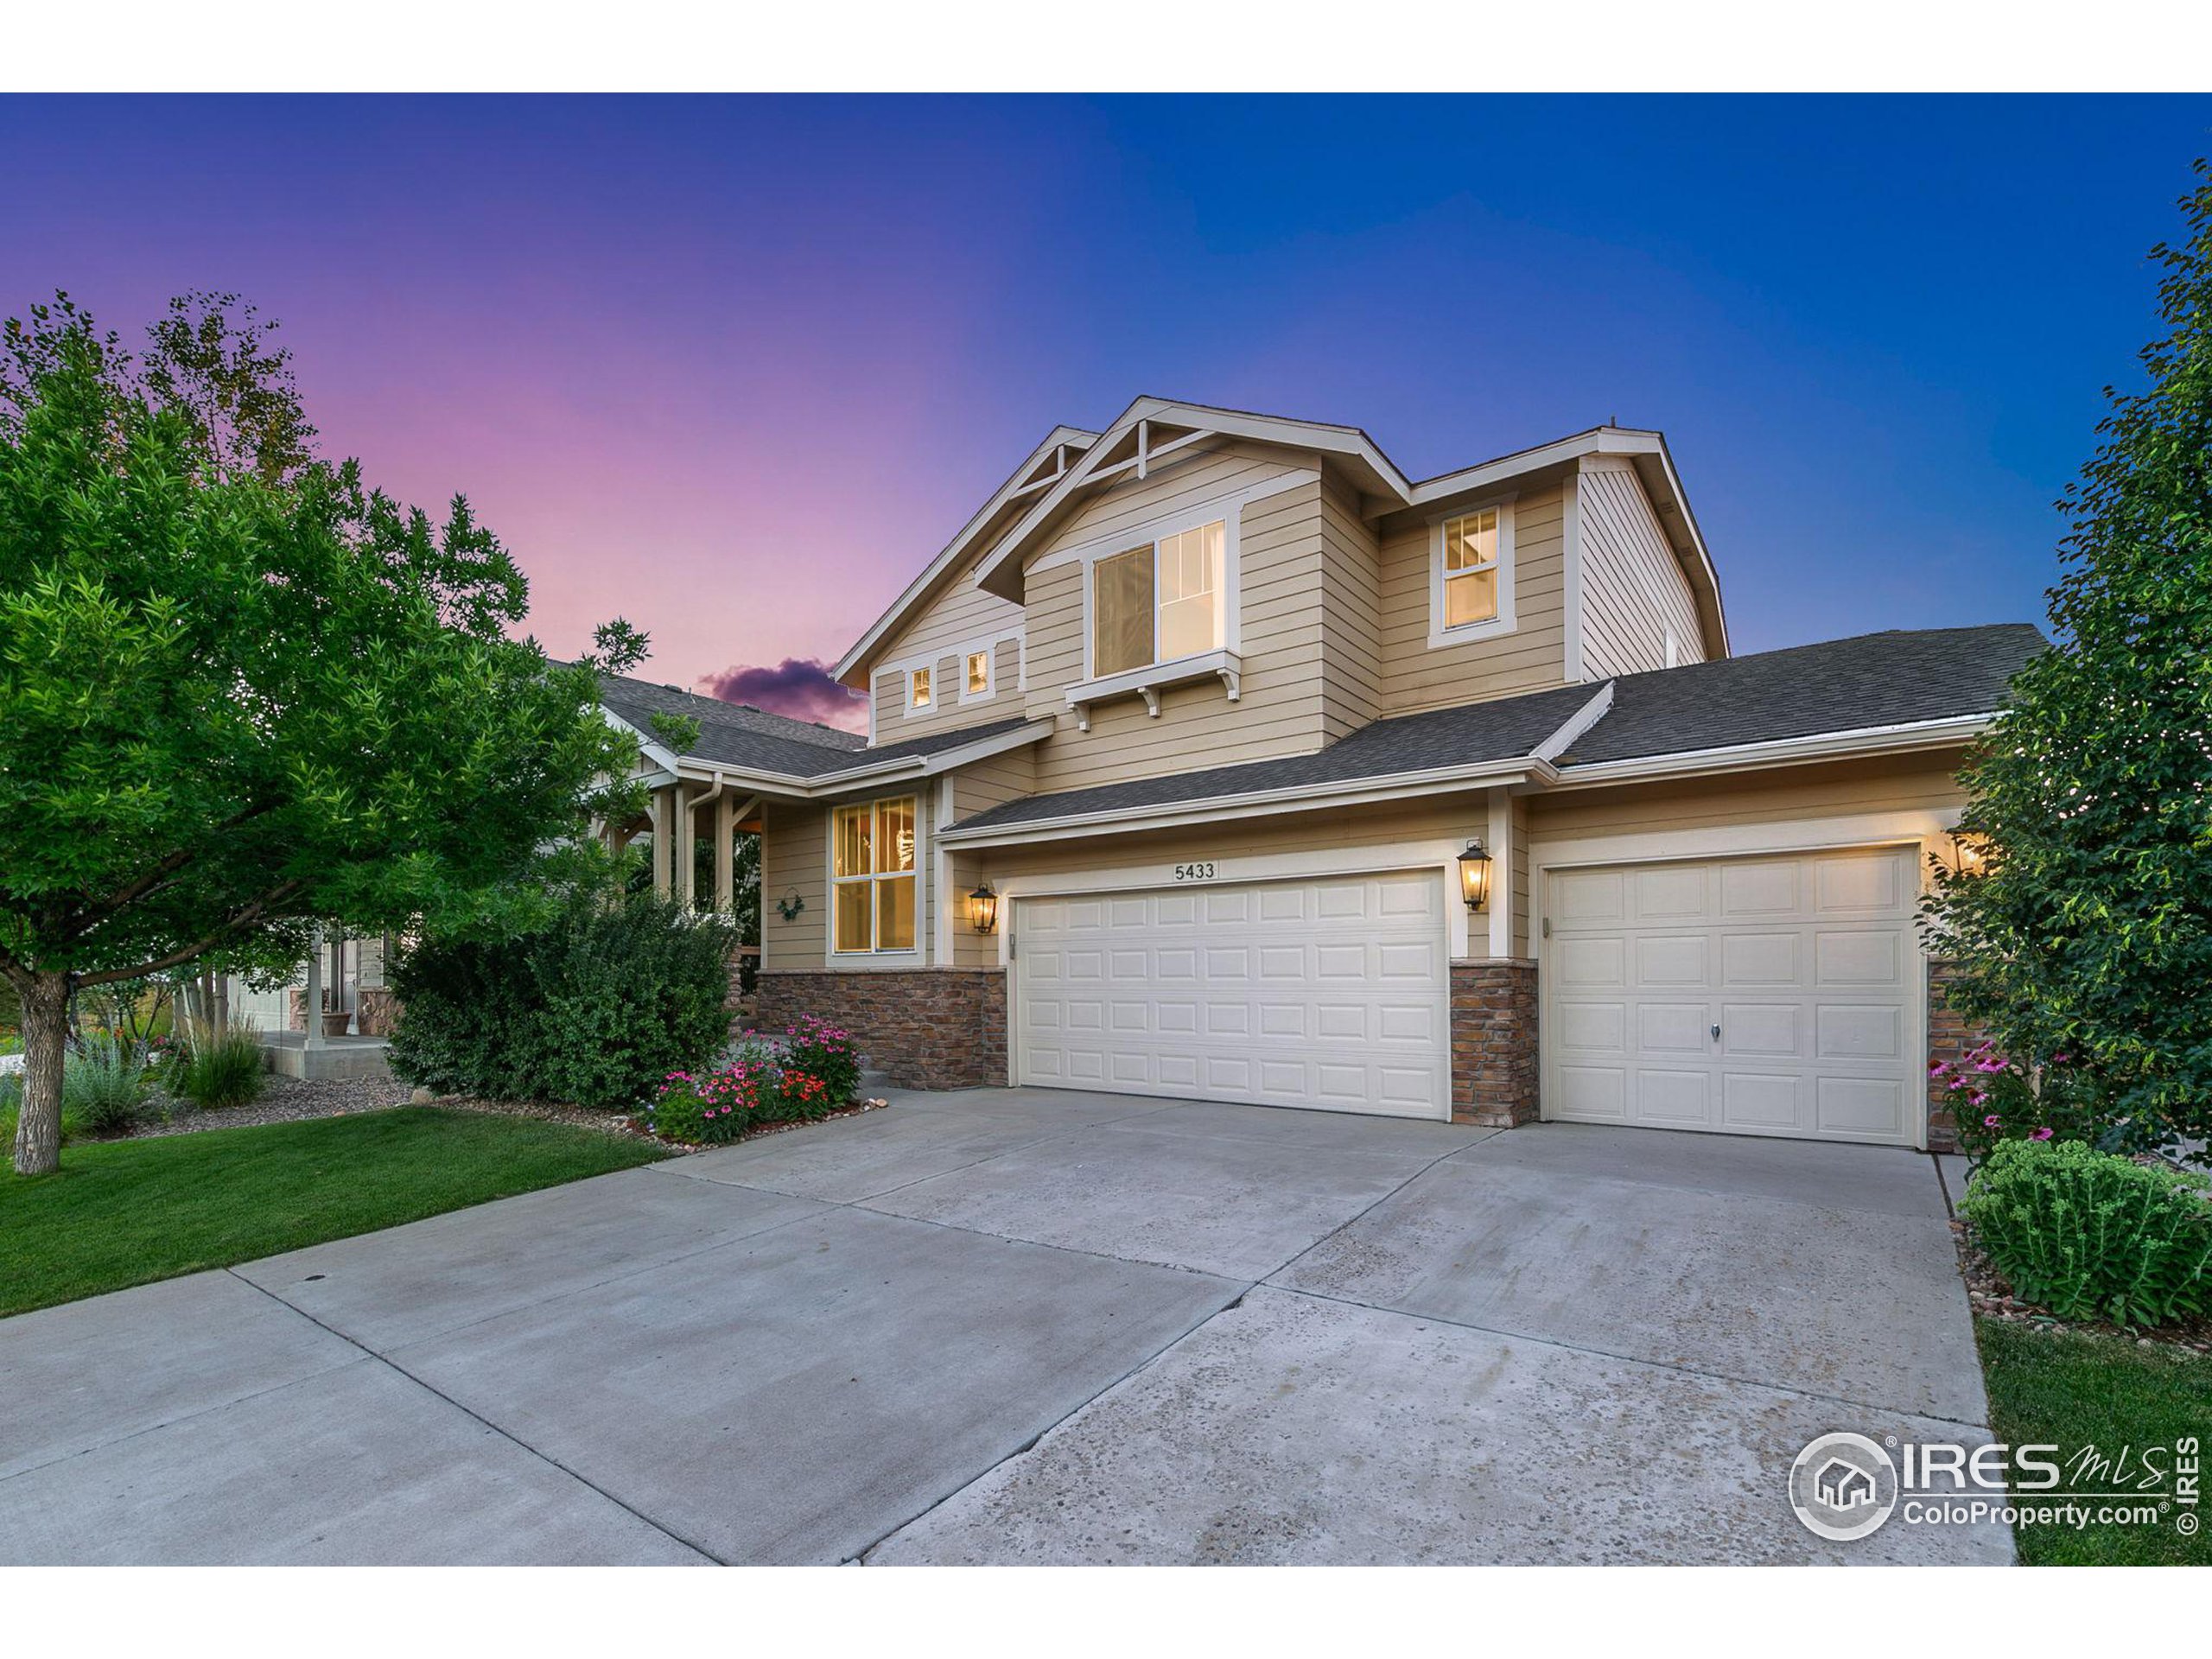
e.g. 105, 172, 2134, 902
627, 715, 1058, 802
1550, 713, 1995, 789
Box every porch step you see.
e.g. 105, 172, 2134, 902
858, 1067, 893, 1096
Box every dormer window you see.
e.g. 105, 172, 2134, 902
1428, 499, 1517, 647
908, 665, 932, 710
1092, 519, 1226, 677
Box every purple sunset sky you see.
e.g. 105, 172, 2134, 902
8, 94, 2209, 730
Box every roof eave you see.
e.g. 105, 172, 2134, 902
1551, 713, 1993, 789
660, 715, 1057, 801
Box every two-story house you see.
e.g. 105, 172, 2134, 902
598, 398, 2042, 1151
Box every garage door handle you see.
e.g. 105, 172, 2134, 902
1711, 1023, 1721, 1042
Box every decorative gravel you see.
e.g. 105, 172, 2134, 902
1952, 1218, 2212, 1356
105, 1074, 892, 1157
132, 1074, 415, 1139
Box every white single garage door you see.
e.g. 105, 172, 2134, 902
1014, 871, 1450, 1119
1544, 846, 1923, 1145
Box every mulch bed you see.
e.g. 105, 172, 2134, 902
1951, 1220, 2212, 1357
116, 1076, 891, 1154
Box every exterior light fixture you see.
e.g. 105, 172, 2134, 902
1945, 834, 1991, 879
1456, 838, 1493, 913
969, 881, 1000, 935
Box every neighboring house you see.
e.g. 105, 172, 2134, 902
601, 398, 2041, 1151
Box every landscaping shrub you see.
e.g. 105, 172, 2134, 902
781, 1015, 861, 1110
1961, 1138, 2212, 1329
170, 1020, 269, 1110
645, 1023, 859, 1145
65, 1035, 155, 1138
1936, 1042, 2114, 1160
389, 893, 738, 1110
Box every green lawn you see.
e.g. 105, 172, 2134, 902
0, 1107, 666, 1319
1975, 1317, 2212, 1566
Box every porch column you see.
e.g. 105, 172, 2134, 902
714, 789, 736, 913
676, 786, 697, 910
651, 787, 673, 899
303, 922, 326, 1051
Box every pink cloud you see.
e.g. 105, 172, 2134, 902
699, 658, 867, 733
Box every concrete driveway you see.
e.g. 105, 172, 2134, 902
0, 1090, 2007, 1564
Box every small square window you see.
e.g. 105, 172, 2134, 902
909, 666, 931, 709
966, 649, 991, 697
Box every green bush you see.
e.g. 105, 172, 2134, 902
65, 1035, 155, 1138
1962, 1139, 2212, 1329
390, 892, 737, 1110
779, 1015, 861, 1110
171, 1020, 269, 1110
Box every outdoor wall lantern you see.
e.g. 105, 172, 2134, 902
969, 881, 1000, 935
1457, 838, 1493, 913
1941, 833, 1991, 879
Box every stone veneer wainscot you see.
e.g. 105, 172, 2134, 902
753, 969, 1008, 1092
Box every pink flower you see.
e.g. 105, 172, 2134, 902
2050, 1053, 2069, 1066
1983, 1114, 2001, 1128
2031, 1127, 2054, 1141
1929, 1061, 1947, 1076
1949, 1077, 1967, 1091
1968, 1092, 1986, 1107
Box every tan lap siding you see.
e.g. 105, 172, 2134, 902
1022, 460, 1342, 793
1529, 755, 1969, 846
1577, 461, 1707, 678
760, 799, 827, 971
1319, 475, 1383, 741
1378, 483, 1568, 715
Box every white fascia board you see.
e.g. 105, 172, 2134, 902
969, 397, 1417, 601
1532, 680, 1615, 763
939, 760, 1544, 849
832, 424, 1098, 684
665, 716, 1056, 801
600, 705, 683, 775
1548, 714, 1994, 790
1408, 426, 1657, 505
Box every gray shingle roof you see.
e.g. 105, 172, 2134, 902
598, 671, 1039, 780
950, 623, 2045, 834
1556, 625, 2047, 766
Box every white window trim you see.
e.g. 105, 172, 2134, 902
1427, 494, 1517, 651
961, 646, 994, 704
825, 792, 925, 963
1077, 499, 1243, 684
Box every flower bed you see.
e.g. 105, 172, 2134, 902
646, 1016, 866, 1146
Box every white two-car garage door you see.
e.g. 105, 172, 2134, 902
1013, 871, 1450, 1119
1544, 846, 1923, 1145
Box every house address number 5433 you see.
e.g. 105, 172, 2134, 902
1172, 861, 1218, 882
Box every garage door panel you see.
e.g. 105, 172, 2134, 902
1635, 1068, 1712, 1123
1815, 929, 1903, 986
1547, 847, 1920, 1147
1015, 871, 1450, 1119
1722, 1002, 1801, 1057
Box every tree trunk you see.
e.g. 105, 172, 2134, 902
12, 972, 70, 1177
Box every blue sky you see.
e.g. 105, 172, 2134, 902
4, 94, 2207, 707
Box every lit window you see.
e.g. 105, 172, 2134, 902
909, 666, 931, 710
1440, 509, 1500, 629
1092, 519, 1224, 676
966, 649, 991, 697
831, 797, 918, 953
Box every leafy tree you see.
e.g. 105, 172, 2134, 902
0, 292, 649, 1174
1925, 162, 2212, 1158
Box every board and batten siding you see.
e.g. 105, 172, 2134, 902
1376, 482, 1569, 715
1575, 460, 1707, 679
1019, 442, 1349, 794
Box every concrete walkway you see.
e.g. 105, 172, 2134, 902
0, 1090, 2006, 1564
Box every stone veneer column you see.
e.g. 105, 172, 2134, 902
752, 969, 1008, 1091
1450, 959, 1540, 1128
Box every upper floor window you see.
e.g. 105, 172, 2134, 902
831, 796, 918, 954
1429, 501, 1516, 646
964, 648, 992, 700
1092, 519, 1226, 677
908, 665, 932, 710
